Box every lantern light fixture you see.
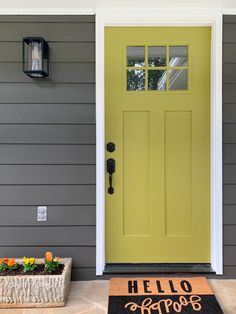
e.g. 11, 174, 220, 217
23, 37, 49, 78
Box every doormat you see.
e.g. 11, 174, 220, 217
108, 277, 223, 314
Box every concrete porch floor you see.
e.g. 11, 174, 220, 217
0, 280, 235, 313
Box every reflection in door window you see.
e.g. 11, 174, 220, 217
127, 70, 145, 91
169, 46, 188, 67
127, 46, 145, 67
148, 70, 167, 90
148, 46, 166, 67
169, 69, 188, 90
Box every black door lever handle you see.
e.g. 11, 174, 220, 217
107, 158, 115, 194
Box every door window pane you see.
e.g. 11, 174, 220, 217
169, 69, 188, 90
148, 46, 166, 67
127, 70, 145, 91
127, 46, 145, 67
169, 46, 188, 66
148, 70, 167, 90
126, 44, 189, 92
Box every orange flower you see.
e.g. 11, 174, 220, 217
0, 258, 9, 265
7, 259, 16, 267
45, 251, 53, 262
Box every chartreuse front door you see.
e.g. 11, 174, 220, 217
105, 27, 210, 263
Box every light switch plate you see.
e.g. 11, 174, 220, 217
37, 206, 47, 222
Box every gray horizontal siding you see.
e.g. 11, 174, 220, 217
0, 226, 95, 246
0, 15, 95, 23
223, 63, 236, 82
0, 103, 95, 123
0, 84, 95, 103
0, 185, 95, 205
0, 63, 95, 83
0, 165, 96, 184
0, 23, 95, 42
224, 123, 236, 143
223, 15, 236, 23
223, 267, 236, 278
224, 205, 236, 224
72, 268, 96, 281
224, 185, 236, 204
224, 164, 236, 183
224, 246, 236, 265
223, 103, 236, 122
0, 42, 95, 62
224, 226, 236, 245
223, 84, 236, 103
0, 15, 96, 280
0, 145, 96, 164
0, 125, 95, 144
223, 43, 236, 62
223, 144, 236, 163
223, 24, 236, 42
223, 16, 236, 278
0, 206, 95, 226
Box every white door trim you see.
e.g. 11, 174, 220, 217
96, 8, 223, 275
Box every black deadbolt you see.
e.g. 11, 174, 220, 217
107, 142, 115, 152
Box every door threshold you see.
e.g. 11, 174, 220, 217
104, 263, 215, 274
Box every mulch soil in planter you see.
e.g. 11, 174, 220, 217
0, 264, 65, 276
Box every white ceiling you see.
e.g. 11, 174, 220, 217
1, 0, 236, 12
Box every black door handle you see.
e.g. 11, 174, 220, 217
107, 158, 115, 194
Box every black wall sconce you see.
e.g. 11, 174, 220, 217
23, 37, 49, 78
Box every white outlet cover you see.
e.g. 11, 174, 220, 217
37, 206, 47, 222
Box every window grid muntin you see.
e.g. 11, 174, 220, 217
126, 44, 189, 91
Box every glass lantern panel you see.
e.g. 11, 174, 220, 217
29, 42, 43, 77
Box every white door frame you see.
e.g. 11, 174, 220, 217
96, 8, 223, 275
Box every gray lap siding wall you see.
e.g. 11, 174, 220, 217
0, 15, 96, 280
224, 15, 236, 277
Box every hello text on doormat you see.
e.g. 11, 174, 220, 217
108, 277, 223, 314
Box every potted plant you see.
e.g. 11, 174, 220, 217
0, 252, 72, 308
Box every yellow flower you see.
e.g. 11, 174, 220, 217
23, 257, 36, 265
23, 257, 30, 265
